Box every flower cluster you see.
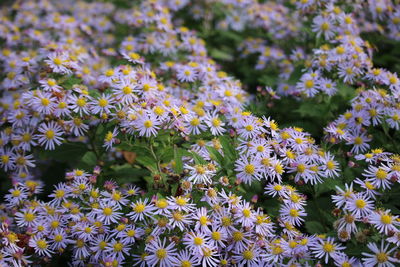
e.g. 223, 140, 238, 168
185, 0, 400, 99
185, 0, 400, 154
0, 169, 296, 266
0, 0, 248, 185
331, 150, 400, 266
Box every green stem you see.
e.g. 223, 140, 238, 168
89, 132, 100, 161
149, 138, 162, 174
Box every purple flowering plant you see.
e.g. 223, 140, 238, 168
0, 0, 399, 266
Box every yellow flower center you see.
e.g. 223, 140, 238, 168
245, 125, 254, 131
211, 231, 221, 240
354, 137, 363, 145
53, 57, 62, 65
289, 209, 299, 217
376, 169, 388, 180
105, 132, 113, 142
113, 242, 124, 252
304, 80, 314, 89
36, 239, 48, 249
6, 233, 17, 243
376, 252, 388, 263
143, 120, 153, 128
176, 197, 187, 206
275, 163, 284, 174
321, 22, 329, 31
45, 130, 55, 139
289, 241, 297, 248
12, 190, 21, 197
156, 199, 168, 209
381, 214, 392, 224
365, 181, 375, 190
129, 52, 140, 60
116, 224, 126, 231
232, 231, 243, 241
181, 260, 192, 267
122, 86, 132, 95
105, 69, 114, 77
99, 241, 108, 250
50, 221, 59, 228
134, 204, 146, 213
154, 106, 164, 116
76, 98, 86, 107
273, 185, 282, 191
272, 245, 283, 255
98, 98, 108, 107
243, 250, 254, 260
22, 133, 31, 142
326, 161, 335, 170
156, 249, 167, 259
127, 229, 136, 237
190, 118, 200, 126
199, 216, 208, 225
103, 207, 113, 216
54, 234, 63, 242
143, 84, 151, 91
242, 209, 251, 218
355, 199, 366, 209
244, 164, 255, 174
221, 216, 231, 226
24, 212, 35, 222
336, 46, 345, 54
41, 98, 50, 106
297, 164, 306, 173
212, 118, 221, 127
323, 242, 335, 253
193, 237, 203, 245
173, 212, 183, 221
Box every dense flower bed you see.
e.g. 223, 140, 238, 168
0, 0, 399, 266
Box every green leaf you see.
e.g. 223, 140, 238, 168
191, 151, 207, 165
382, 203, 400, 214
135, 156, 157, 172
160, 147, 174, 163
210, 49, 233, 61
219, 135, 236, 162
218, 30, 243, 42
206, 146, 224, 166
171, 183, 179, 196
81, 151, 97, 167
37, 142, 87, 162
107, 163, 148, 183
337, 82, 355, 99
295, 100, 330, 119
314, 178, 342, 197
61, 77, 82, 90
121, 144, 158, 173
174, 147, 184, 173
305, 221, 325, 234
288, 65, 304, 85
258, 74, 277, 87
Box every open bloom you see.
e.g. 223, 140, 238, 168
134, 111, 161, 137
362, 241, 399, 267
29, 236, 53, 258
311, 237, 345, 264
145, 238, 178, 267
184, 164, 215, 185
37, 121, 64, 150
